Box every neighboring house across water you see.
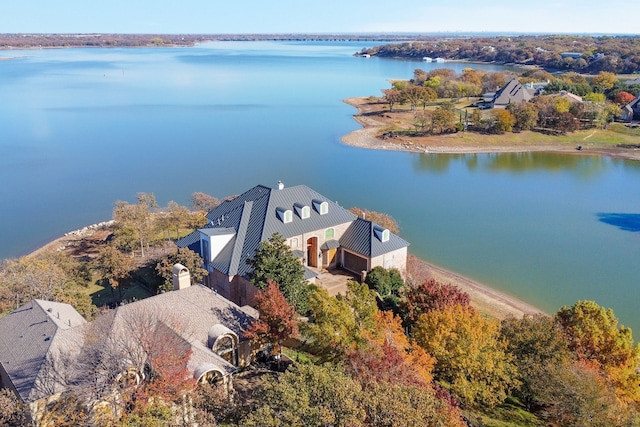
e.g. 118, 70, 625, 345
548, 90, 583, 104
626, 78, 640, 85
0, 267, 256, 423
560, 52, 583, 59
621, 96, 640, 122
177, 182, 409, 307
482, 78, 536, 109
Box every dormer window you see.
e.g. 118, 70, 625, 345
294, 203, 310, 219
374, 226, 390, 242
276, 207, 293, 223
312, 199, 328, 215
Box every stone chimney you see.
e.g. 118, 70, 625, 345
172, 263, 191, 291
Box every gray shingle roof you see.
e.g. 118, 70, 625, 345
493, 78, 534, 106
107, 284, 255, 377
0, 286, 257, 402
0, 300, 87, 401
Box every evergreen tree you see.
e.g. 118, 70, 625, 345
247, 233, 311, 313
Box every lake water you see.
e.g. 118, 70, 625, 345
1, 41, 639, 331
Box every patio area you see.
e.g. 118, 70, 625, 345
312, 267, 361, 296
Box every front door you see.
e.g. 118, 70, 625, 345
306, 237, 318, 268
322, 248, 337, 268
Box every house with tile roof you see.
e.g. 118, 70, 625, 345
177, 182, 409, 307
0, 268, 256, 422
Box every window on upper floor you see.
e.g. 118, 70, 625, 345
313, 199, 328, 215
276, 207, 293, 223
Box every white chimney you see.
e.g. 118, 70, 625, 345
277, 181, 284, 190
172, 263, 191, 291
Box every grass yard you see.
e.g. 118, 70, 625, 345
89, 279, 155, 307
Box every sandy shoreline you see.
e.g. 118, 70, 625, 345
341, 97, 640, 161
407, 256, 542, 319
337, 96, 640, 319
25, 224, 542, 320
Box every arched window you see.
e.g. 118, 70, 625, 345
208, 324, 240, 366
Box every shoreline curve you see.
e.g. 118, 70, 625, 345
341, 97, 640, 161
25, 224, 543, 320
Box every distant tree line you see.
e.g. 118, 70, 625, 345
0, 33, 422, 49
360, 35, 640, 74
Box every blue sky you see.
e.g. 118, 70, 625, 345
2, 0, 638, 34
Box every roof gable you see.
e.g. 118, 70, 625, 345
340, 218, 409, 258
0, 300, 86, 401
493, 78, 534, 106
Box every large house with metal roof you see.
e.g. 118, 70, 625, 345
178, 182, 409, 307
0, 269, 256, 422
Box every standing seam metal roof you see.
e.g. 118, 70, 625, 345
340, 218, 409, 257
179, 184, 408, 277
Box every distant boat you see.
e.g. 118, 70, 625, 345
435, 57, 446, 63
422, 57, 433, 62
362, 54, 371, 58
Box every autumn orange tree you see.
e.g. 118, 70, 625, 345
244, 280, 299, 359
614, 90, 636, 105
112, 192, 158, 258
403, 279, 470, 325
155, 246, 208, 292
347, 311, 434, 389
529, 359, 638, 426
348, 207, 399, 234
95, 244, 133, 303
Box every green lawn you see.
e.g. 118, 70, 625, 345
88, 280, 155, 307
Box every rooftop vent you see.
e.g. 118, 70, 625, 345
277, 181, 284, 190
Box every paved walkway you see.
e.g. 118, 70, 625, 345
313, 268, 360, 296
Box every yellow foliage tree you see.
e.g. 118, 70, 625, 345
413, 304, 518, 408
556, 300, 640, 406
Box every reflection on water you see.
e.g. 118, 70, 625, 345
414, 151, 613, 179
2, 41, 640, 333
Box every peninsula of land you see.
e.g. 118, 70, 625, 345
342, 97, 640, 161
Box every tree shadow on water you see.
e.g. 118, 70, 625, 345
596, 213, 640, 232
